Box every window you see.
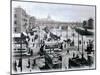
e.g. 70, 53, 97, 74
23, 18, 27, 21
14, 21, 17, 24
14, 27, 17, 32
14, 14, 17, 18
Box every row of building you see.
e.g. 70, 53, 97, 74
13, 7, 82, 33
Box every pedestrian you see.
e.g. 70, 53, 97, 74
62, 53, 69, 70
84, 41, 85, 45
68, 58, 71, 68
27, 59, 30, 68
40, 45, 44, 55
32, 59, 36, 69
13, 60, 17, 72
18, 58, 22, 72
73, 52, 75, 58
60, 43, 63, 50
76, 54, 79, 59
30, 50, 33, 56
67, 50, 69, 54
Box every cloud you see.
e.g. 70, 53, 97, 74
12, 1, 95, 22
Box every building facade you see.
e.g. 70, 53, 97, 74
14, 7, 30, 33
13, 7, 82, 33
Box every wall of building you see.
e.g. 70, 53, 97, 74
14, 7, 30, 33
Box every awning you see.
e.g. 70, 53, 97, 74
75, 28, 94, 36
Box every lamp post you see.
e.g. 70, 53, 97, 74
78, 32, 79, 51
82, 35, 84, 58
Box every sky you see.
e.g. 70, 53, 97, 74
12, 1, 95, 22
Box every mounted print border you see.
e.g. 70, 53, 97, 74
10, 0, 96, 74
